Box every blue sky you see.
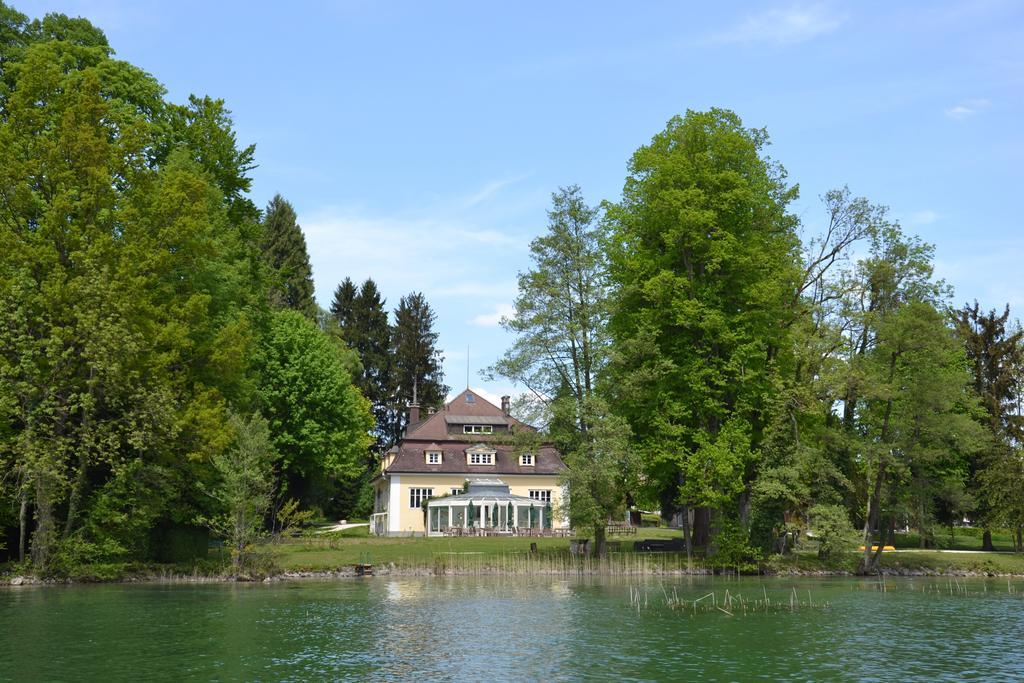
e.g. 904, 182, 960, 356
22, 0, 1024, 404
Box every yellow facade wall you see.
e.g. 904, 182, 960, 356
387, 474, 566, 534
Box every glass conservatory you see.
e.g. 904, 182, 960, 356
425, 479, 554, 536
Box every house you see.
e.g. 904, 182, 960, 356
370, 389, 568, 536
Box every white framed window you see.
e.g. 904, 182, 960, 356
463, 425, 493, 435
468, 451, 494, 465
529, 490, 551, 504
450, 488, 462, 496
409, 487, 433, 508
520, 453, 534, 466
425, 451, 442, 464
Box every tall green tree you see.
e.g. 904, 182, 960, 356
855, 302, 987, 572
749, 188, 884, 553
331, 279, 391, 455
330, 277, 359, 333
979, 448, 1024, 551
560, 398, 639, 557
253, 310, 373, 510
490, 186, 634, 556
205, 413, 277, 572
604, 108, 801, 556
163, 95, 259, 226
390, 292, 448, 443
0, 7, 264, 570
491, 186, 608, 413
954, 302, 1024, 550
260, 194, 317, 319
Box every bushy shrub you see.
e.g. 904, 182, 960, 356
710, 519, 763, 571
808, 504, 859, 561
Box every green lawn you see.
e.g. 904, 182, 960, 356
263, 525, 1024, 575
878, 550, 1024, 575
767, 548, 1024, 575
891, 528, 1018, 552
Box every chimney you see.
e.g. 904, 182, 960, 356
501, 395, 511, 416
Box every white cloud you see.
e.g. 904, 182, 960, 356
297, 177, 541, 410
470, 303, 516, 328
300, 193, 525, 311
444, 347, 468, 363
946, 99, 991, 120
906, 209, 940, 226
462, 174, 532, 208
433, 280, 518, 299
710, 3, 846, 45
302, 210, 448, 299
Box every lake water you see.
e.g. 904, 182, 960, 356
2, 576, 1022, 681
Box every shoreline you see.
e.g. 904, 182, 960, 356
8, 562, 1024, 587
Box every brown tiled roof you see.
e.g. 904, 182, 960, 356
386, 442, 565, 475
444, 414, 510, 425
389, 389, 566, 474
405, 389, 531, 441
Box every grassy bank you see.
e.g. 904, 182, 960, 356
891, 527, 1019, 552
272, 526, 1024, 577
271, 526, 683, 573
8, 527, 1024, 583
766, 549, 1024, 576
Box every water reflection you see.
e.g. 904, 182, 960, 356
3, 577, 1024, 681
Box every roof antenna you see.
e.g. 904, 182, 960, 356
466, 343, 470, 390
412, 376, 418, 406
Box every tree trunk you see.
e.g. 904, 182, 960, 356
860, 354, 898, 575
592, 525, 607, 559
31, 478, 55, 569
64, 451, 89, 537
868, 518, 892, 572
18, 494, 28, 564
738, 489, 751, 527
692, 507, 711, 549
859, 461, 886, 574
681, 506, 693, 567
1016, 526, 1022, 553
918, 501, 927, 548
982, 528, 995, 552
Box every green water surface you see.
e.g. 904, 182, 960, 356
2, 576, 1021, 681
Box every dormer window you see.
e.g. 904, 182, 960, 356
425, 451, 442, 465
520, 453, 534, 466
466, 445, 496, 465
468, 452, 493, 465
463, 425, 493, 435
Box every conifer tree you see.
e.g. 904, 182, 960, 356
342, 279, 393, 454
391, 292, 448, 444
330, 277, 359, 337
260, 194, 317, 319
